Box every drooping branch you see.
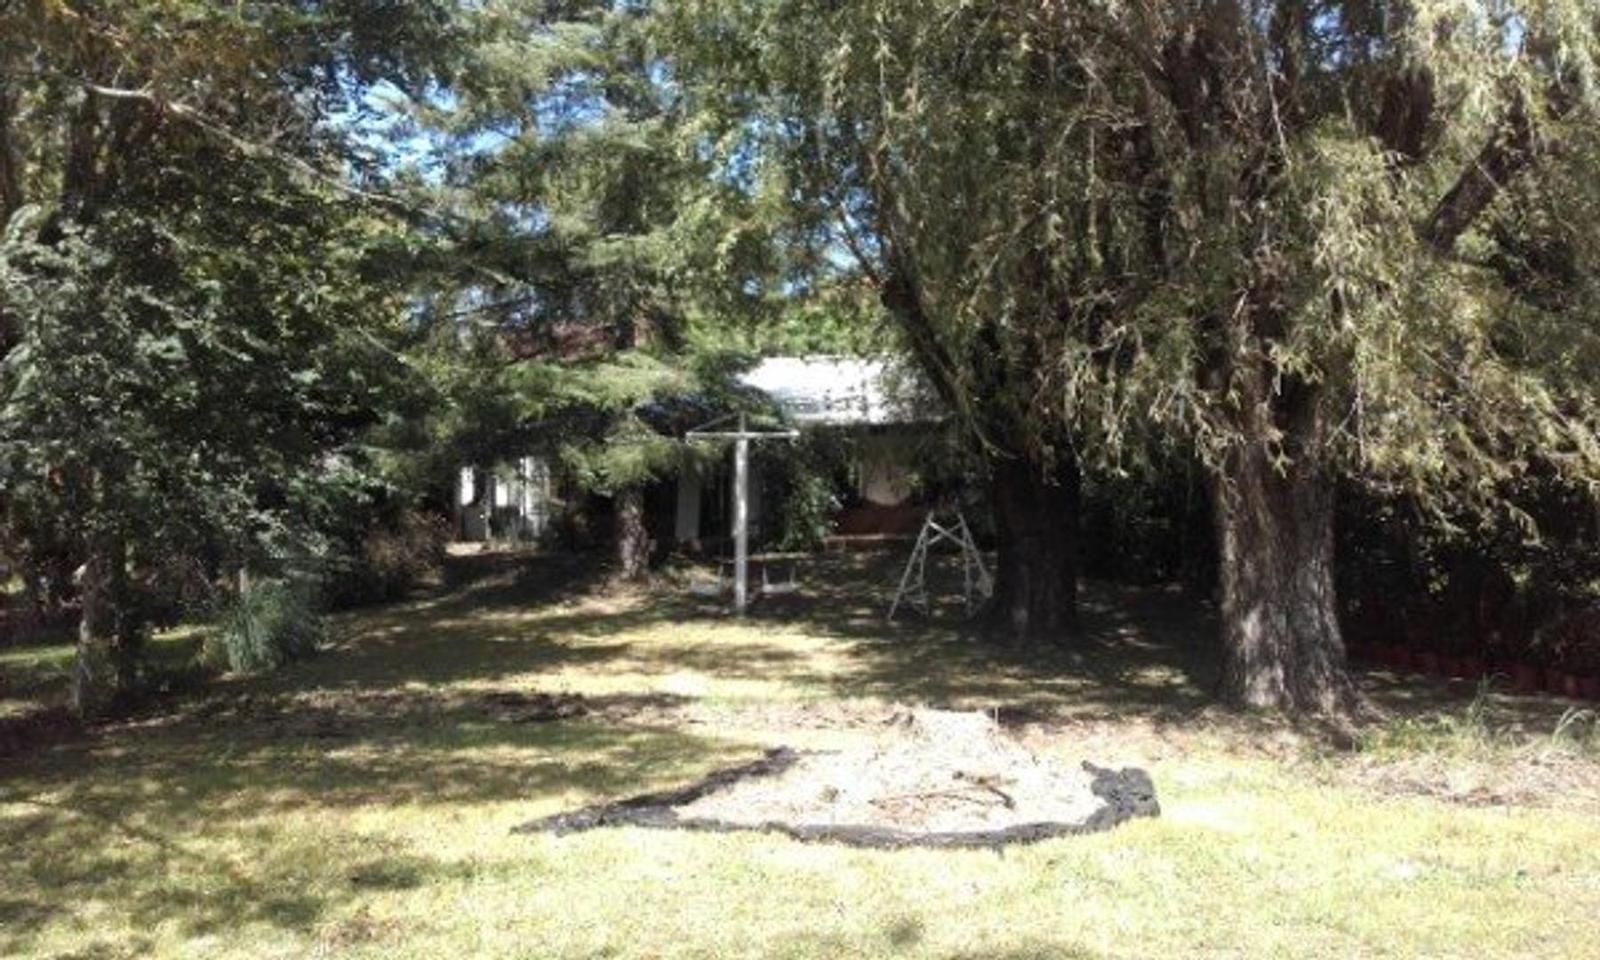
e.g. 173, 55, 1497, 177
1423, 45, 1584, 254
0, 78, 20, 357
0, 82, 21, 223
878, 258, 965, 417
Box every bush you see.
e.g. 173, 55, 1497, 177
207, 578, 324, 674
327, 509, 450, 607
762, 434, 850, 553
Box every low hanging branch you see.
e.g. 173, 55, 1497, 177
1424, 48, 1583, 255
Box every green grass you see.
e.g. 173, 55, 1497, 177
2, 552, 1598, 959
0, 627, 207, 718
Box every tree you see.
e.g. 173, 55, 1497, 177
1047, 1, 1599, 715
0, 0, 455, 715
660, 1, 1096, 639
664, 1, 1600, 711
392, 0, 776, 579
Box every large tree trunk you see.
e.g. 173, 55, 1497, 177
987, 452, 1079, 641
69, 536, 143, 720
1211, 436, 1360, 716
614, 486, 650, 581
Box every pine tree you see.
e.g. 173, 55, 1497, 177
400, 0, 774, 578
0, 0, 455, 715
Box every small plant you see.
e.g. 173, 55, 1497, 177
207, 577, 325, 674
775, 471, 839, 552
1551, 707, 1599, 751
1359, 680, 1505, 756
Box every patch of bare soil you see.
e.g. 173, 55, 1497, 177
517, 709, 1159, 849
680, 709, 1103, 832
172, 688, 621, 737
120, 687, 692, 746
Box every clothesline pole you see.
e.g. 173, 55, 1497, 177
733, 414, 750, 613
685, 412, 799, 615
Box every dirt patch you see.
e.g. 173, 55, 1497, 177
475, 691, 591, 724
516, 709, 1159, 849
156, 688, 688, 743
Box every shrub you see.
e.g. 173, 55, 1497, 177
327, 509, 450, 607
207, 577, 324, 674
762, 434, 850, 553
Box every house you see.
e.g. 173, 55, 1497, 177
454, 356, 942, 549
673, 356, 940, 549
455, 457, 558, 544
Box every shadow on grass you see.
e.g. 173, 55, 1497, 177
306, 550, 1225, 724
0, 713, 734, 952
299, 549, 1580, 735
671, 551, 1223, 722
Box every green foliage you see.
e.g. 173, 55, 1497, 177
772, 471, 838, 553
382, 0, 803, 519
682, 285, 889, 358
1080, 457, 1213, 589
760, 434, 852, 552
207, 578, 325, 675
1338, 478, 1600, 658
664, 0, 1600, 507
0, 0, 455, 710
328, 509, 451, 608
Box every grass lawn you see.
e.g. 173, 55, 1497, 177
2, 551, 1598, 959
1, 628, 207, 720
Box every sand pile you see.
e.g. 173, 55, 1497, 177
677, 709, 1103, 833
516, 708, 1159, 848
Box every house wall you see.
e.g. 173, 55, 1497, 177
457, 457, 554, 544
856, 433, 917, 506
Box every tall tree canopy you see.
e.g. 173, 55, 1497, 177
662, 0, 1100, 639
664, 0, 1600, 711
391, 0, 783, 578
0, 0, 456, 714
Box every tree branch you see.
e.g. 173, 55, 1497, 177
80, 82, 436, 221
1424, 45, 1580, 254
1422, 98, 1535, 253
0, 82, 21, 223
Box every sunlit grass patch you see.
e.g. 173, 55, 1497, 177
1, 626, 208, 719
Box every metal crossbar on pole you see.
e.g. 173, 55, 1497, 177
685, 413, 799, 615
887, 510, 993, 621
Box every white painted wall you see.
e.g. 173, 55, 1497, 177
457, 457, 554, 544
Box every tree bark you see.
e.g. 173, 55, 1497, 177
614, 486, 651, 581
69, 537, 142, 720
1211, 421, 1360, 716
71, 551, 116, 719
987, 452, 1079, 642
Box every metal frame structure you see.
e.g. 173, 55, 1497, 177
686, 413, 799, 614
887, 510, 994, 621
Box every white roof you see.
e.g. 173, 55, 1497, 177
737, 356, 935, 426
